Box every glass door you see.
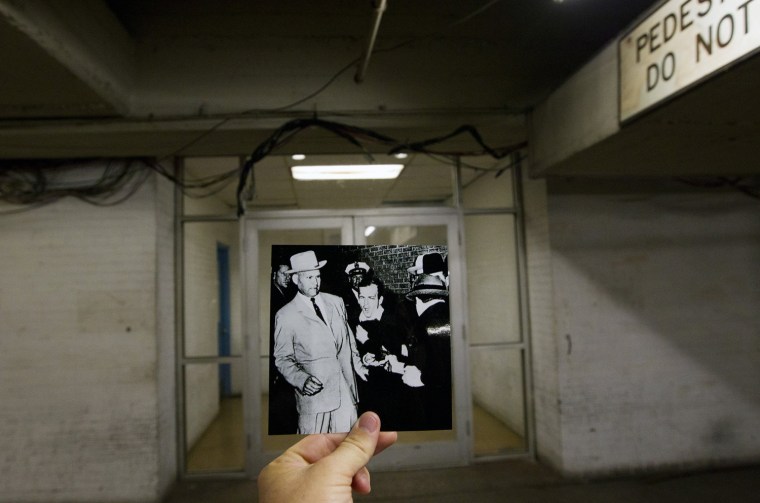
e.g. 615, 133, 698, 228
244, 215, 354, 474
352, 210, 469, 471
244, 210, 468, 473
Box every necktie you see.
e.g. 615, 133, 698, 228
311, 298, 326, 324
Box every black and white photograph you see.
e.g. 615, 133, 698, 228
268, 244, 451, 434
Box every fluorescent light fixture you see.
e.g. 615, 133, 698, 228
291, 164, 403, 181
291, 154, 306, 160
364, 225, 376, 237
394, 152, 408, 159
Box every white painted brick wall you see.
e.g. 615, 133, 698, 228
0, 167, 172, 502
522, 170, 564, 470
547, 180, 760, 475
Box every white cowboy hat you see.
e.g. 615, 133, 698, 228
287, 250, 327, 273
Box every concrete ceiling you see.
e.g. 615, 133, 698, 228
183, 153, 498, 211
0, 0, 660, 161
544, 49, 760, 177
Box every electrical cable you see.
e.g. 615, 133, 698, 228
0, 159, 147, 209
144, 158, 241, 199
0, 118, 522, 214
157, 58, 360, 160
157, 0, 506, 160
675, 176, 760, 200
388, 125, 523, 159
7, 117, 754, 215
372, 0, 502, 56
234, 117, 524, 215
266, 0, 504, 112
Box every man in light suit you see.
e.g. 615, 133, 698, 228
273, 250, 368, 434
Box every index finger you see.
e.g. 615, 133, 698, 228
287, 422, 397, 465
374, 431, 398, 456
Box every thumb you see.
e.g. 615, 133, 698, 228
323, 412, 380, 476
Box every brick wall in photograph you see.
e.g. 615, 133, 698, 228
340, 245, 447, 295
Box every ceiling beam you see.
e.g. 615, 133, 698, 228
0, 0, 135, 116
0, 109, 525, 159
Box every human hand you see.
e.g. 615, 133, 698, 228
355, 363, 369, 382
383, 354, 405, 374
401, 365, 424, 387
258, 412, 398, 502
361, 352, 383, 367
302, 376, 323, 396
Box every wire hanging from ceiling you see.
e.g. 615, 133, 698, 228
234, 117, 525, 216
0, 159, 147, 213
159, 0, 507, 160
0, 117, 525, 215
3, 115, 758, 216
0, 158, 240, 214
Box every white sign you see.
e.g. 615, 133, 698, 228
620, 0, 760, 122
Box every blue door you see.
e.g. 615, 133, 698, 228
217, 243, 233, 397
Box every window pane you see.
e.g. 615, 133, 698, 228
470, 347, 526, 456
184, 361, 245, 473
464, 215, 520, 344
184, 221, 242, 357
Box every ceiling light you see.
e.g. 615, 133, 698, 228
291, 154, 306, 161
291, 164, 404, 180
394, 152, 408, 159
364, 226, 376, 237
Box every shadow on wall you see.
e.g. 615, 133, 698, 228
547, 178, 760, 465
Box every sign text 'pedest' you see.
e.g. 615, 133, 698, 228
620, 0, 760, 122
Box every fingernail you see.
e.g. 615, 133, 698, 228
359, 413, 379, 433
358, 468, 371, 488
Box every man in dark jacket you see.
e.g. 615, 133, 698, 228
404, 273, 452, 430
353, 276, 415, 429
268, 262, 297, 434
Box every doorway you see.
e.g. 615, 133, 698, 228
217, 243, 233, 397
177, 158, 533, 477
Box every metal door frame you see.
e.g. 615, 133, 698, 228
175, 168, 536, 480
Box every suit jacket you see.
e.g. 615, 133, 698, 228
274, 292, 362, 415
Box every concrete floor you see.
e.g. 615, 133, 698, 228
164, 459, 760, 502
186, 397, 526, 473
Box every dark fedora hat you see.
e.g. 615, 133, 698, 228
407, 252, 446, 275
406, 273, 448, 300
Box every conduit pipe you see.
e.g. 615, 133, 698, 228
354, 0, 387, 83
